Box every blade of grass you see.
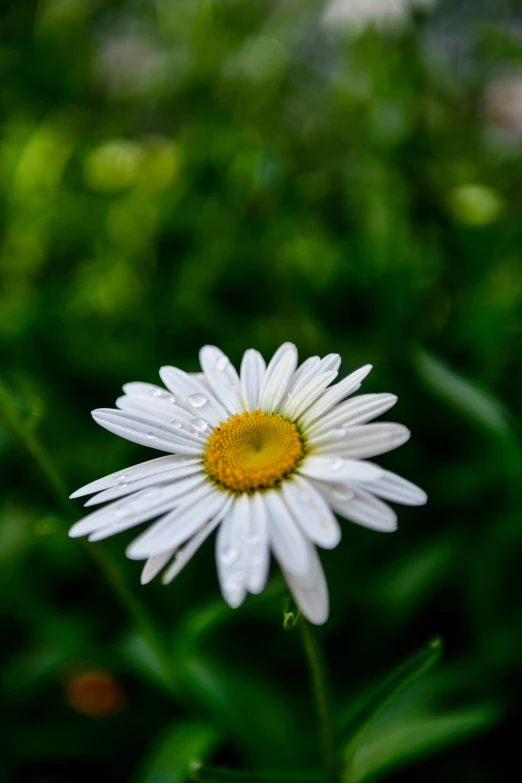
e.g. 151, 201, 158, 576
0, 380, 176, 693
342, 637, 442, 773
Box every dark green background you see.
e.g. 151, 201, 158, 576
1, 1, 521, 781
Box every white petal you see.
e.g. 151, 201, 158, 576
357, 466, 427, 505
116, 394, 201, 431
199, 345, 244, 415
70, 455, 195, 499
306, 393, 398, 439
283, 477, 341, 549
258, 343, 298, 412
282, 541, 329, 625
92, 408, 204, 455
84, 461, 202, 506
141, 550, 175, 585
281, 371, 338, 420
263, 489, 310, 576
286, 356, 321, 396
162, 497, 233, 584
299, 455, 382, 483
216, 496, 249, 608
319, 483, 397, 532
159, 366, 226, 424
126, 484, 228, 559
284, 353, 339, 406
122, 382, 174, 400
318, 353, 342, 373
246, 492, 270, 594
69, 474, 206, 539
298, 364, 373, 426
240, 349, 266, 411
313, 423, 411, 459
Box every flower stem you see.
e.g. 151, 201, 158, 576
300, 617, 340, 783
0, 381, 176, 692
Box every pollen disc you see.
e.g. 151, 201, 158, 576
203, 410, 304, 493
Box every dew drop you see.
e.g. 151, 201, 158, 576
191, 418, 208, 433
321, 516, 336, 531
167, 394, 176, 404
169, 419, 182, 428
115, 507, 130, 518
331, 458, 344, 471
332, 488, 354, 501
144, 487, 162, 500
152, 389, 164, 397
334, 427, 347, 438
216, 355, 229, 371
146, 432, 156, 440
248, 533, 261, 545
188, 393, 207, 408
220, 547, 238, 565
113, 474, 127, 484
226, 570, 245, 590
297, 488, 312, 504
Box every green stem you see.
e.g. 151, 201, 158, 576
0, 381, 176, 692
300, 617, 340, 783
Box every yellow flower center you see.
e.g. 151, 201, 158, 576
203, 410, 304, 493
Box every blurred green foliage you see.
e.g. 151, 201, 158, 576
1, 0, 521, 781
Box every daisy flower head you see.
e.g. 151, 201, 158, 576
69, 344, 426, 625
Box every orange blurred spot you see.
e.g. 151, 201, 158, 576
64, 669, 125, 717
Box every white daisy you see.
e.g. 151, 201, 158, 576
69, 343, 426, 625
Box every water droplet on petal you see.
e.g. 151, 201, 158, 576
216, 355, 229, 371
167, 395, 176, 404
144, 487, 162, 500
191, 418, 208, 433
146, 432, 156, 440
188, 393, 207, 408
115, 507, 130, 518
225, 570, 245, 590
220, 547, 238, 565
296, 487, 312, 503
334, 427, 347, 438
169, 419, 182, 428
331, 458, 344, 471
248, 533, 261, 545
113, 474, 127, 484
321, 516, 336, 531
332, 488, 354, 501
152, 389, 164, 397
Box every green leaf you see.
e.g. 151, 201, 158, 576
348, 703, 500, 783
177, 652, 306, 766
174, 578, 286, 650
342, 637, 443, 763
414, 350, 510, 440
134, 721, 221, 783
